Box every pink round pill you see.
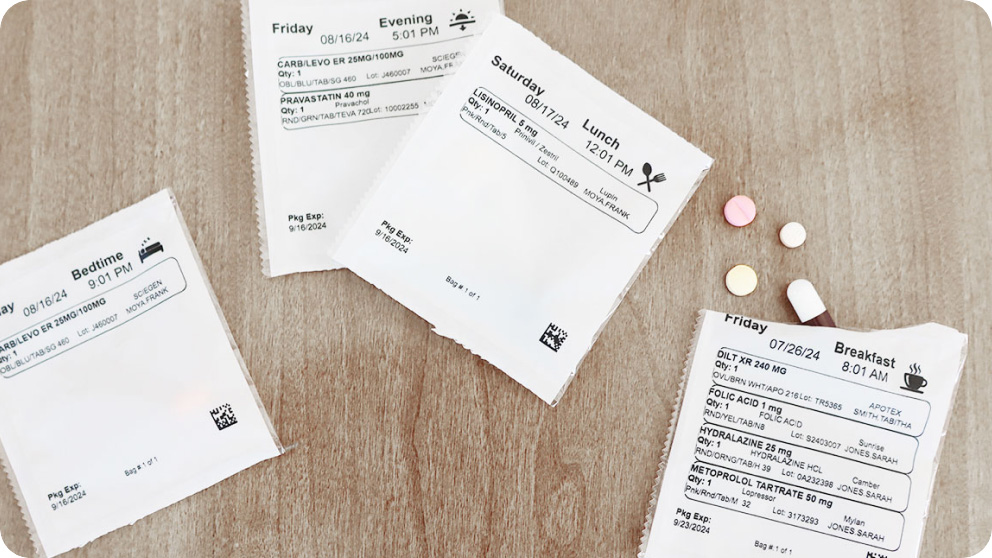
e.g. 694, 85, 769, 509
723, 195, 757, 227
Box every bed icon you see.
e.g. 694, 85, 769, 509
138, 241, 164, 263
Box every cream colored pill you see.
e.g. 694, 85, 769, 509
779, 222, 807, 249
725, 265, 758, 297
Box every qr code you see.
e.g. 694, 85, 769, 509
866, 552, 888, 558
539, 323, 568, 352
210, 404, 238, 431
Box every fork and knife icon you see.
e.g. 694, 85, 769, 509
639, 163, 666, 192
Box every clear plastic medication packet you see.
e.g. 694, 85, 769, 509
333, 16, 713, 405
640, 310, 967, 558
0, 191, 283, 557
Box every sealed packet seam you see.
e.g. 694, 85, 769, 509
638, 309, 707, 558
241, 0, 273, 278
0, 437, 44, 557
167, 190, 284, 453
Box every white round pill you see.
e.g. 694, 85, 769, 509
779, 222, 807, 249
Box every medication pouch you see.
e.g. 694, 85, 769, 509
640, 310, 967, 558
333, 15, 713, 405
0, 191, 283, 557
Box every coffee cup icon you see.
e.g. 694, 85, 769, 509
901, 364, 927, 393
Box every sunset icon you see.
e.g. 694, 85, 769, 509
450, 10, 476, 31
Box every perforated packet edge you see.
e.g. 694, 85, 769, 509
241, 0, 273, 278
637, 309, 707, 557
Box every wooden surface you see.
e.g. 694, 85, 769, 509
1, 0, 991, 556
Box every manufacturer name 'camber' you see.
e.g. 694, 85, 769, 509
491, 55, 545, 97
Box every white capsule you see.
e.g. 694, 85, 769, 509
787, 280, 827, 323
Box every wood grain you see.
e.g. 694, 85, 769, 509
1, 0, 990, 556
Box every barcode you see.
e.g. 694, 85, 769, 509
540, 323, 568, 352
210, 403, 238, 431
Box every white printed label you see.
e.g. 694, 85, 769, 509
1, 258, 187, 378
279, 40, 467, 130
460, 87, 659, 233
